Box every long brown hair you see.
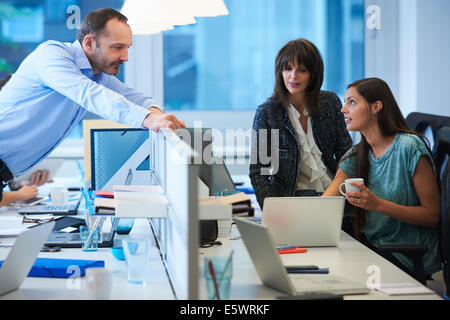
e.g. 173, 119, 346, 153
270, 39, 324, 116
343, 78, 431, 238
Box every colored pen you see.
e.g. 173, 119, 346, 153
208, 260, 221, 300
287, 268, 329, 274
277, 245, 297, 250
277, 248, 308, 254
285, 265, 319, 270
80, 186, 91, 209
217, 250, 235, 290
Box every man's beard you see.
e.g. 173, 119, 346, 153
91, 51, 122, 75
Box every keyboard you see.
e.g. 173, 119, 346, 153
18, 204, 72, 215
69, 233, 81, 241
292, 277, 333, 291
41, 205, 70, 212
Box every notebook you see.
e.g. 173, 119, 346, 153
262, 197, 345, 247
234, 218, 369, 296
44, 217, 119, 248
0, 258, 105, 278
0, 221, 55, 296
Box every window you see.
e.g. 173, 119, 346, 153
163, 0, 364, 111
0, 0, 125, 138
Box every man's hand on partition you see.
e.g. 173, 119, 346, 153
142, 107, 186, 132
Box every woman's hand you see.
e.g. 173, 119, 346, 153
16, 185, 38, 201
345, 181, 381, 212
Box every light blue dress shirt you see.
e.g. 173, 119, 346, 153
0, 40, 162, 176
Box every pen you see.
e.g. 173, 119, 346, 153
277, 245, 297, 250
217, 250, 234, 290
208, 260, 221, 300
277, 248, 308, 254
80, 186, 91, 209
285, 265, 319, 270
286, 268, 329, 274
82, 217, 103, 251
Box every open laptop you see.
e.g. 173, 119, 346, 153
0, 221, 55, 296
262, 197, 345, 247
234, 218, 369, 296
44, 217, 119, 248
18, 193, 82, 216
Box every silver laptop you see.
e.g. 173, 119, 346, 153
45, 217, 119, 248
18, 193, 82, 216
262, 197, 345, 247
0, 221, 55, 296
234, 218, 369, 296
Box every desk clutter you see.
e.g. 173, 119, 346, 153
199, 192, 254, 240
93, 185, 168, 218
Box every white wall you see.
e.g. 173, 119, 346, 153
366, 0, 450, 117
415, 0, 450, 116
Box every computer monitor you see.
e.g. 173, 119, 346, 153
90, 128, 150, 191
175, 128, 236, 196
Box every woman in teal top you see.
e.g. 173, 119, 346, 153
323, 78, 441, 278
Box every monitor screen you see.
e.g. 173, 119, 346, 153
90, 128, 150, 190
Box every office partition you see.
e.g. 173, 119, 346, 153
149, 129, 199, 299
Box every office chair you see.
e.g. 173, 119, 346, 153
435, 127, 450, 298
406, 112, 450, 147
378, 127, 450, 297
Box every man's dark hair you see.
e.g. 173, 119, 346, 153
0, 74, 12, 91
77, 8, 128, 44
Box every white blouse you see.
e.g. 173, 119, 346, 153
287, 103, 332, 193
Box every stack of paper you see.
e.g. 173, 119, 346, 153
113, 185, 168, 218
0, 216, 28, 237
376, 283, 435, 296
199, 192, 250, 205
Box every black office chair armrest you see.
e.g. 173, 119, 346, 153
378, 244, 428, 285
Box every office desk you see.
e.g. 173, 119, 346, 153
0, 215, 174, 300
199, 223, 442, 300
0, 206, 442, 300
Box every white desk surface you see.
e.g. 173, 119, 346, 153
199, 223, 442, 300
0, 212, 174, 300
0, 184, 443, 300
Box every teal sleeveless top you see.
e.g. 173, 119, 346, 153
340, 133, 441, 275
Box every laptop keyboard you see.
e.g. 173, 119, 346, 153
292, 277, 333, 290
42, 205, 70, 212
70, 233, 81, 241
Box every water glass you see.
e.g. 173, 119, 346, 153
122, 238, 152, 284
204, 256, 233, 300
80, 225, 99, 252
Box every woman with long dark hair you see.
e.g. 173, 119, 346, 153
250, 39, 352, 209
323, 77, 441, 278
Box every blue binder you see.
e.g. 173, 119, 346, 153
0, 258, 104, 278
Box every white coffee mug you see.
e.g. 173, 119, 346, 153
85, 268, 113, 300
339, 178, 364, 196
50, 188, 69, 206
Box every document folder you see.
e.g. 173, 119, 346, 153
0, 258, 104, 278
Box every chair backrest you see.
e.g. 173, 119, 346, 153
434, 127, 450, 296
406, 112, 450, 149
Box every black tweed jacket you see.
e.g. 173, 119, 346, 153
249, 91, 353, 209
